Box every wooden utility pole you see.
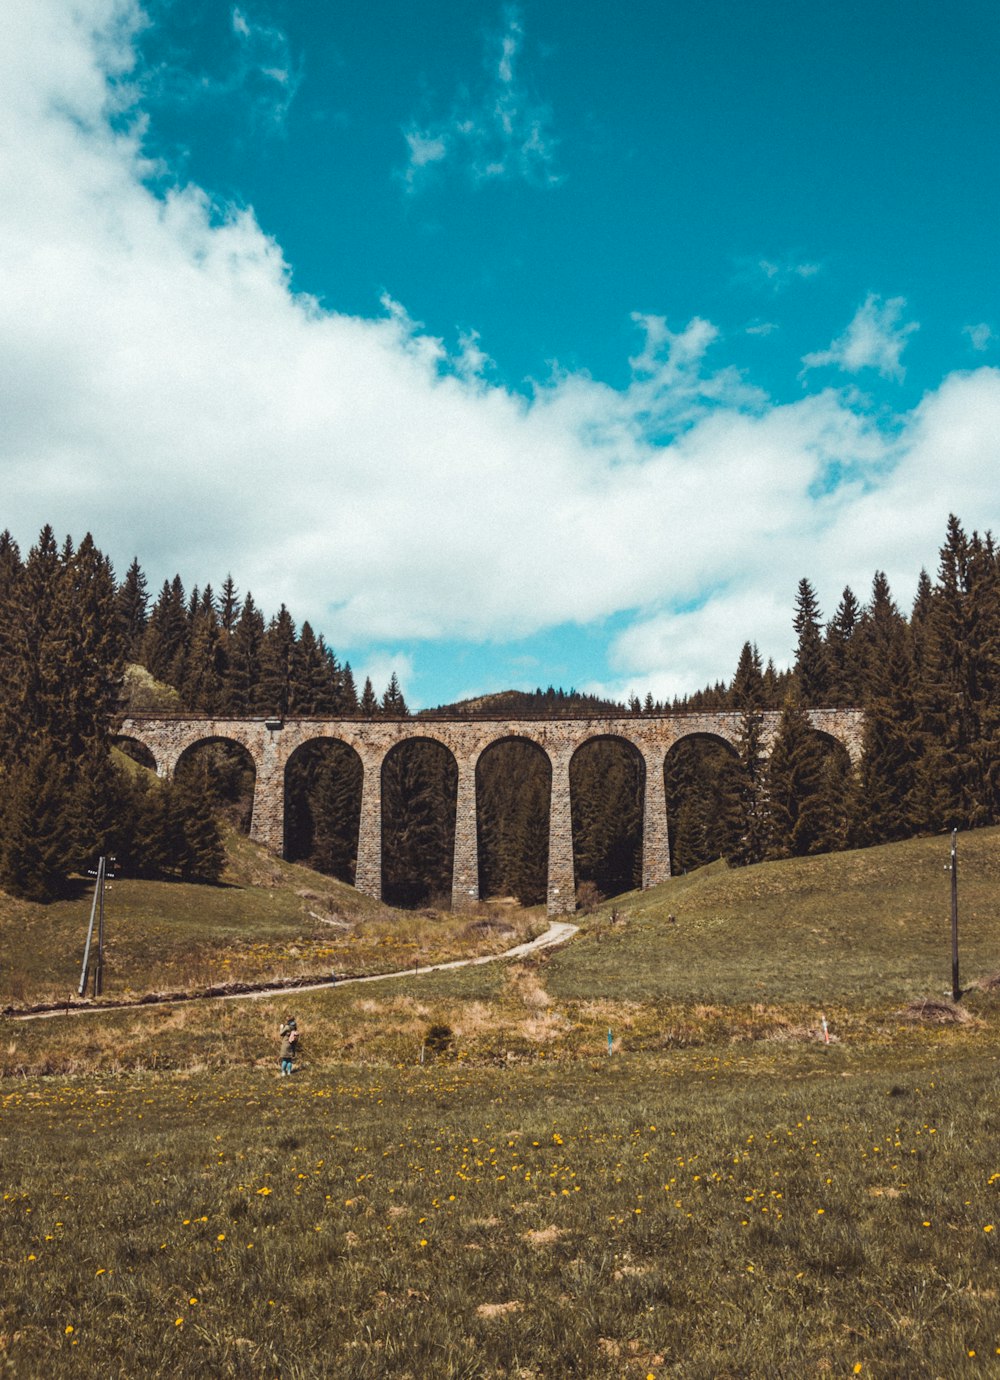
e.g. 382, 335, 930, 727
78, 856, 109, 997
950, 828, 960, 1002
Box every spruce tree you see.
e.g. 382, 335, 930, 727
767, 691, 830, 858
340, 662, 359, 715
116, 557, 149, 659
359, 677, 378, 717
218, 575, 240, 634
0, 737, 73, 901
258, 605, 297, 717
381, 672, 409, 717
226, 593, 264, 713
141, 576, 188, 684
731, 641, 769, 864
826, 586, 863, 703
792, 577, 830, 707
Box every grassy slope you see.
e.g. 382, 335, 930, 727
0, 826, 544, 1009
4, 830, 1000, 1377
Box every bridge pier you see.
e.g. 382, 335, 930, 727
248, 732, 286, 854
451, 753, 480, 911
546, 749, 576, 915
353, 750, 383, 902
641, 748, 671, 887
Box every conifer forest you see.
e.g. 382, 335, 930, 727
0, 514, 997, 906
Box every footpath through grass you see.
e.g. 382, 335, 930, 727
1, 827, 545, 1011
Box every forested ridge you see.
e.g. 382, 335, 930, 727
1, 514, 998, 905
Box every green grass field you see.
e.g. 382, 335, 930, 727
4, 827, 1000, 1376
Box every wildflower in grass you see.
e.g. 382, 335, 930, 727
65, 1325, 74, 1335
985, 1224, 995, 1232
175, 1318, 184, 1327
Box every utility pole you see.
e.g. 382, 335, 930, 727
950, 828, 960, 1002
79, 856, 114, 997
79, 856, 104, 997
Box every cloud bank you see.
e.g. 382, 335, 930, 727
2, 0, 1000, 707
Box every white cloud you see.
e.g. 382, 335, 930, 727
3, 1, 1000, 712
145, 3, 300, 134
748, 256, 822, 290
401, 6, 559, 192
964, 322, 994, 352
801, 293, 919, 381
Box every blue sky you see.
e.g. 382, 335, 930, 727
2, 0, 1000, 706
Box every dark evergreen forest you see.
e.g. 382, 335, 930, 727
1, 514, 997, 905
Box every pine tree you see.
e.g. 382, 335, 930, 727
911, 517, 1000, 830
258, 606, 297, 716
793, 577, 830, 707
731, 641, 769, 864
290, 622, 330, 714
182, 599, 226, 712
171, 764, 225, 882
340, 662, 359, 715
226, 593, 264, 713
855, 573, 919, 844
767, 691, 830, 858
381, 742, 456, 907
570, 741, 643, 896
141, 576, 187, 685
381, 672, 409, 717
359, 677, 378, 717
826, 586, 863, 703
218, 575, 240, 634
306, 746, 363, 883
116, 557, 149, 659
0, 737, 73, 901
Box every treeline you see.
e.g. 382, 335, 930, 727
126, 565, 404, 718
669, 514, 1000, 872
2, 514, 999, 905
0, 528, 223, 899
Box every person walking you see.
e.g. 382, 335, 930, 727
279, 1016, 298, 1075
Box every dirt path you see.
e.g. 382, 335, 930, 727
7, 920, 580, 1022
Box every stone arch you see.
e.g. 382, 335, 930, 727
664, 732, 742, 875
284, 737, 364, 885
174, 736, 258, 834
570, 735, 645, 900
113, 735, 157, 773
381, 737, 459, 909
476, 735, 552, 907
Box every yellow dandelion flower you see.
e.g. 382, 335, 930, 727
65, 1325, 74, 1335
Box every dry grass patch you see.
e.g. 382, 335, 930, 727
899, 998, 975, 1025
476, 1301, 523, 1318
522, 1225, 565, 1248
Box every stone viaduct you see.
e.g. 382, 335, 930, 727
117, 710, 864, 916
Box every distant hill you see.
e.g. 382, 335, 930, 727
420, 687, 628, 718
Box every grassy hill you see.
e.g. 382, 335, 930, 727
0, 826, 545, 1012
4, 829, 1000, 1377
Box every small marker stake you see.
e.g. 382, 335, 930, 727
821, 1016, 829, 1045
607, 1027, 613, 1056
